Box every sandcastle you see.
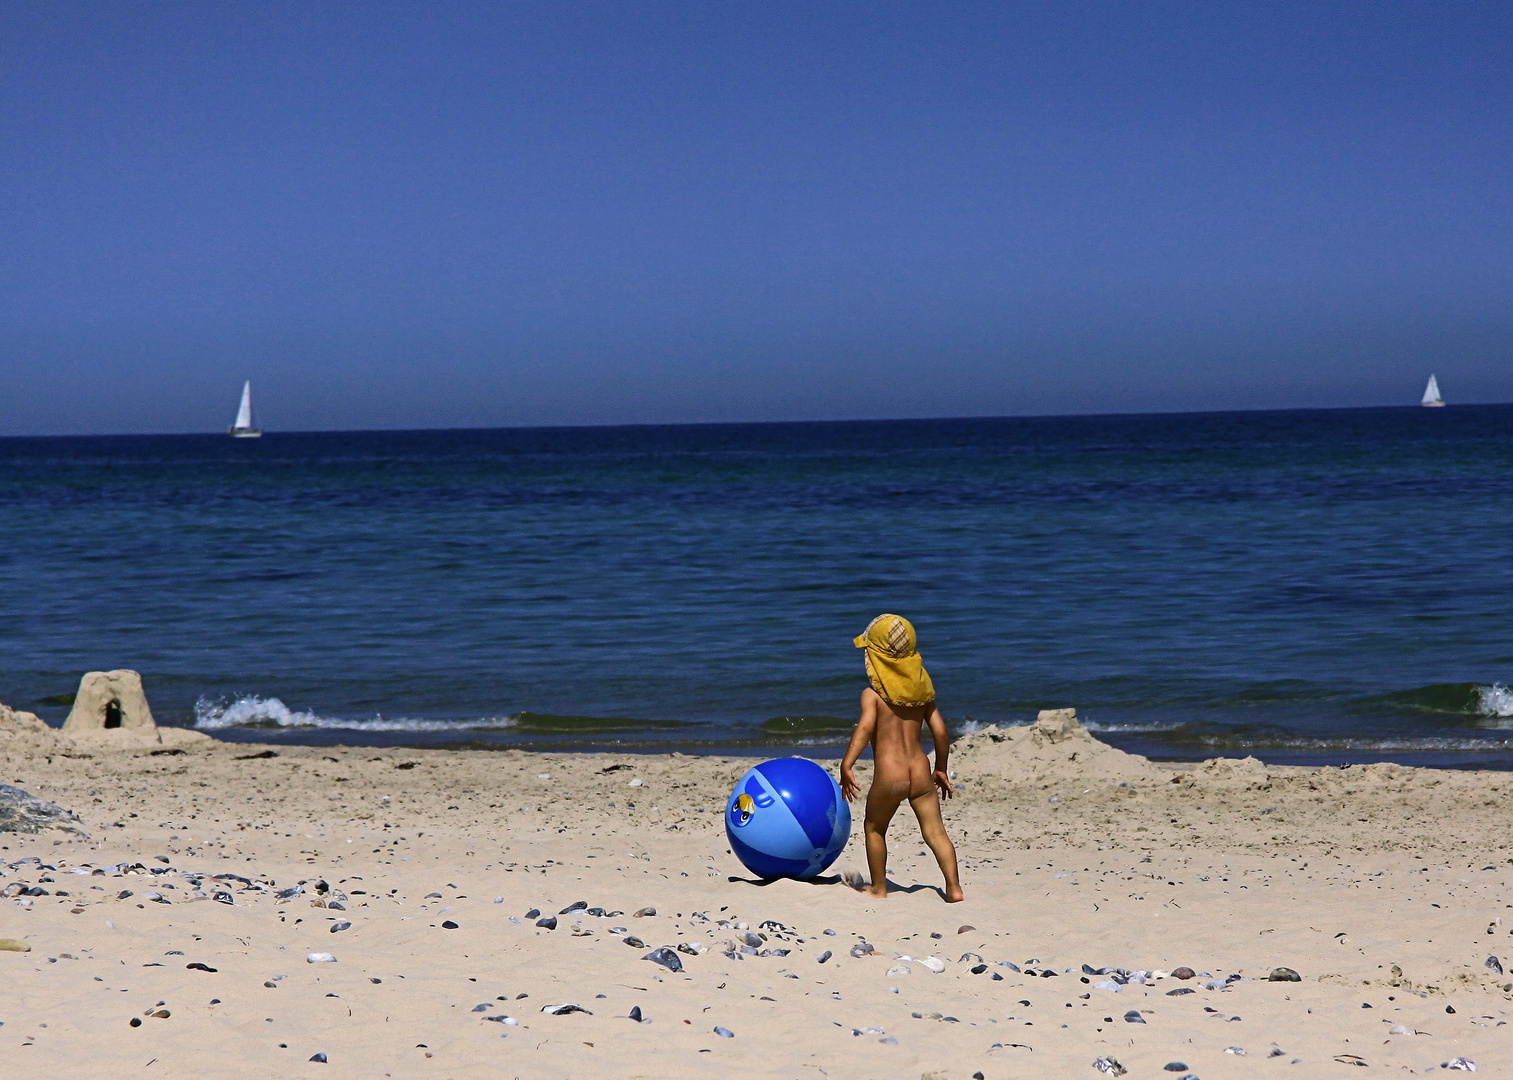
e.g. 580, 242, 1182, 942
63, 669, 158, 736
0, 670, 206, 749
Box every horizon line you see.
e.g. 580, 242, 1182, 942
3, 399, 1508, 441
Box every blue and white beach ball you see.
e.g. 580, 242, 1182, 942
725, 757, 851, 879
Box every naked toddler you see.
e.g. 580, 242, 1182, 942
839, 614, 964, 902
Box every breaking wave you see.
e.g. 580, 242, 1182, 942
1473, 683, 1513, 722
1176, 733, 1513, 752
193, 695, 517, 733
1081, 720, 1186, 734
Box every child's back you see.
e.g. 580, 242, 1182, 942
839, 615, 964, 902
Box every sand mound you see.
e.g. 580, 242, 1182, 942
0, 702, 59, 750
1196, 755, 1271, 783
953, 708, 1162, 785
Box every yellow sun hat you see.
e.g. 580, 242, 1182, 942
853, 614, 935, 707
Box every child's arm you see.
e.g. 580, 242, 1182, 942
839, 691, 878, 802
926, 706, 955, 799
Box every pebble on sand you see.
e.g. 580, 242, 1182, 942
306, 953, 337, 963
309, 1053, 327, 1063
643, 947, 683, 973
0, 939, 31, 952
536, 916, 557, 929
1268, 967, 1301, 982
714, 1026, 734, 1038
1170, 966, 1196, 980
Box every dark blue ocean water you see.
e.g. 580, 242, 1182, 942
2, 407, 1511, 767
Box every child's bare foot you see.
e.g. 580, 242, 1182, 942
865, 884, 888, 898
944, 887, 965, 903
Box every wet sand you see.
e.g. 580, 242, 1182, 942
1, 718, 1510, 1078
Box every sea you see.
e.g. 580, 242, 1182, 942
2, 406, 1511, 768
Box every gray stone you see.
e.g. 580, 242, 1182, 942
643, 947, 682, 972
0, 784, 86, 836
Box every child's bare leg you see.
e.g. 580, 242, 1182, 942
862, 781, 905, 898
909, 790, 964, 902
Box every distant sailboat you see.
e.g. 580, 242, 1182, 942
229, 381, 263, 437
1421, 374, 1445, 408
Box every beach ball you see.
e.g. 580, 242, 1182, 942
725, 757, 851, 879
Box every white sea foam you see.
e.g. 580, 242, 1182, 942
1193, 734, 1513, 752
193, 695, 517, 733
1081, 721, 1184, 733
958, 719, 1182, 735
1473, 683, 1513, 724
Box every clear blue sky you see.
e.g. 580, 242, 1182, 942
2, 2, 1509, 434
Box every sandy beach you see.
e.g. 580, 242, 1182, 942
1, 709, 1510, 1079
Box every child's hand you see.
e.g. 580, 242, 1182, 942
840, 767, 860, 802
933, 769, 955, 799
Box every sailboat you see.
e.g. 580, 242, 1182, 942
1421, 374, 1445, 408
228, 380, 263, 437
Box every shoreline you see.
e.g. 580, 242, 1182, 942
100, 721, 1513, 772
2, 715, 1509, 1077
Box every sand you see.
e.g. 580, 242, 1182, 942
0, 712, 1509, 1079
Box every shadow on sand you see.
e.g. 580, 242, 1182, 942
726, 874, 946, 900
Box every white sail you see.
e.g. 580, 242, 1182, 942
234, 382, 254, 429
1421, 374, 1444, 407
229, 381, 262, 435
